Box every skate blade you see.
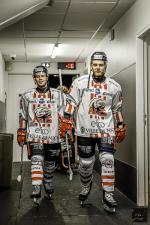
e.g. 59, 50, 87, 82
44, 193, 53, 200
103, 203, 116, 213
80, 200, 85, 207
33, 198, 40, 207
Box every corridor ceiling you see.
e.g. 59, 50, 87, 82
0, 0, 136, 63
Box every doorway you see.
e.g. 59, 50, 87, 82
136, 28, 150, 206
145, 35, 150, 205
48, 74, 78, 89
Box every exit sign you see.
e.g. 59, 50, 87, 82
58, 62, 76, 70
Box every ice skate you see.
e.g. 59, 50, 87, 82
102, 191, 117, 213
79, 182, 92, 207
30, 185, 41, 207
43, 181, 54, 199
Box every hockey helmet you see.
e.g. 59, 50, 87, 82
33, 65, 48, 77
91, 52, 107, 62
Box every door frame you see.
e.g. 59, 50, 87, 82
136, 26, 150, 206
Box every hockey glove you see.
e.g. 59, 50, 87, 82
60, 116, 74, 142
115, 124, 127, 143
17, 128, 27, 146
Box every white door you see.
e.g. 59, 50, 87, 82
136, 29, 150, 206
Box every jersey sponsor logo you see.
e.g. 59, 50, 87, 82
91, 121, 105, 128
39, 98, 45, 104
42, 129, 49, 135
80, 127, 114, 134
84, 128, 99, 133
28, 133, 58, 142
35, 128, 49, 135
35, 128, 41, 133
95, 88, 101, 95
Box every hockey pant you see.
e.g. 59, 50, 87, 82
29, 143, 60, 186
77, 136, 115, 192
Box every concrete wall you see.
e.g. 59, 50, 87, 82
0, 50, 8, 133
7, 74, 34, 162
0, 50, 6, 103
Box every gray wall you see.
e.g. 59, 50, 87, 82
113, 64, 136, 167
0, 101, 6, 132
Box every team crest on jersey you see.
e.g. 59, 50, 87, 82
88, 98, 107, 116
34, 107, 52, 118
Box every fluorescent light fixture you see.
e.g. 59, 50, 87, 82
51, 43, 59, 59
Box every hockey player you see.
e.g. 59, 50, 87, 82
17, 65, 61, 206
60, 52, 127, 212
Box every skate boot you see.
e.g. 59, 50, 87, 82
43, 181, 54, 199
79, 182, 92, 207
102, 191, 117, 213
30, 185, 41, 207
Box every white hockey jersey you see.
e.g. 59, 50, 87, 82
65, 75, 123, 138
19, 88, 61, 144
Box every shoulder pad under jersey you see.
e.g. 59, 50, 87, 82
50, 87, 60, 93
107, 77, 121, 90
74, 75, 89, 86
22, 88, 36, 97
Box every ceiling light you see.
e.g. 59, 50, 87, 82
51, 44, 59, 59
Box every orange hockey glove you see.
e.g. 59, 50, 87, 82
17, 128, 27, 146
60, 116, 74, 142
115, 124, 127, 143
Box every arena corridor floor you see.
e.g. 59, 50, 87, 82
0, 162, 149, 225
